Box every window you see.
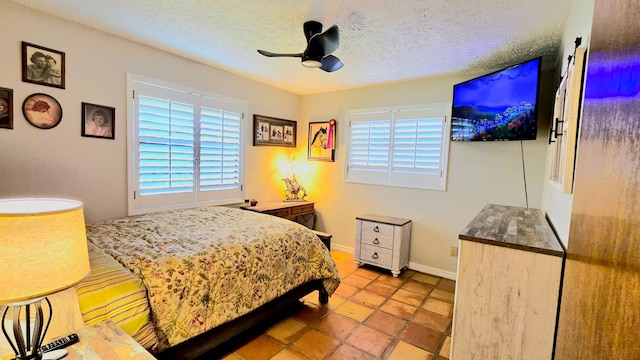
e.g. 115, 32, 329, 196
127, 74, 246, 214
345, 103, 450, 190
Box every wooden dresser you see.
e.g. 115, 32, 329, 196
354, 214, 411, 277
241, 201, 314, 219
451, 204, 565, 360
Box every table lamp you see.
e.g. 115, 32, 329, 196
0, 198, 90, 360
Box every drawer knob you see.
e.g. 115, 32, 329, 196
373, 238, 380, 245
372, 252, 379, 259
373, 226, 380, 233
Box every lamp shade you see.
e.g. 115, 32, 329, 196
0, 198, 90, 304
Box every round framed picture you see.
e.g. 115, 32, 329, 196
22, 93, 63, 129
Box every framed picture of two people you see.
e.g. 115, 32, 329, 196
22, 41, 65, 89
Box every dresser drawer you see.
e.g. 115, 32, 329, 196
265, 208, 292, 217
360, 244, 393, 268
291, 203, 314, 215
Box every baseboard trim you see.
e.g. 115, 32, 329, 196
330, 244, 457, 281
330, 243, 354, 253
408, 262, 457, 281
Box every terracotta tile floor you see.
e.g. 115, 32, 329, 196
222, 250, 455, 360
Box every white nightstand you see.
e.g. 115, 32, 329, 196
354, 214, 411, 277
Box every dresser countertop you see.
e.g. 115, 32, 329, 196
458, 204, 565, 257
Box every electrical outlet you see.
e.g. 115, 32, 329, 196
450, 246, 458, 257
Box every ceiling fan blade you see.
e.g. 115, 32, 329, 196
257, 50, 302, 57
306, 25, 339, 58
320, 55, 343, 72
303, 21, 323, 43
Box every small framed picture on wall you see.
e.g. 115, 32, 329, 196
253, 114, 297, 147
21, 41, 65, 89
0, 87, 13, 129
308, 119, 336, 161
22, 93, 63, 129
82, 102, 115, 139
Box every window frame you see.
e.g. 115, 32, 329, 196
126, 73, 247, 215
344, 103, 451, 191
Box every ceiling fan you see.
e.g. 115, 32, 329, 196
257, 20, 343, 72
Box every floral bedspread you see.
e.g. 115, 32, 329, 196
85, 206, 340, 351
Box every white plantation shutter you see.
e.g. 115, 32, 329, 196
347, 111, 392, 183
391, 107, 447, 188
198, 98, 243, 201
128, 75, 246, 214
346, 104, 450, 190
138, 96, 194, 197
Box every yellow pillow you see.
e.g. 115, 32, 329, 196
76, 243, 158, 351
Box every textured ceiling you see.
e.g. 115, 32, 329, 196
9, 0, 574, 95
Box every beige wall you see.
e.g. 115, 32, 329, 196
1, 0, 557, 277
0, 0, 299, 223
300, 71, 555, 276
541, 0, 595, 246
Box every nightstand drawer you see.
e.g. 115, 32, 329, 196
360, 244, 393, 267
361, 220, 395, 238
360, 232, 393, 249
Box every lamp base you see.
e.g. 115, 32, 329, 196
1, 298, 52, 360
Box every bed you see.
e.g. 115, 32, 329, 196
74, 205, 340, 359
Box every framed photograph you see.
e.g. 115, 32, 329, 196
82, 102, 115, 139
22, 41, 65, 89
22, 93, 62, 129
253, 114, 296, 147
0, 87, 13, 129
308, 120, 336, 162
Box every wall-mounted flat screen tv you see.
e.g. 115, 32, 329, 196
451, 57, 541, 141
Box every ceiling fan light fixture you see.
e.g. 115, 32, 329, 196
302, 58, 322, 68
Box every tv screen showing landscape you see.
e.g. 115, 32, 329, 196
451, 57, 541, 141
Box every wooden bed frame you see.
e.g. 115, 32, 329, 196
155, 280, 329, 360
